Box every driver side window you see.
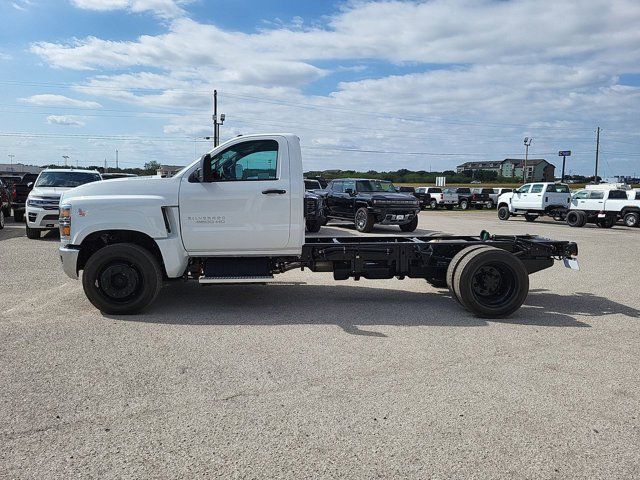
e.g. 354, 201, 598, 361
210, 139, 278, 181
517, 184, 531, 193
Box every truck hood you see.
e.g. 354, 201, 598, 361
364, 192, 418, 202
60, 175, 180, 205
498, 192, 514, 202
28, 186, 74, 198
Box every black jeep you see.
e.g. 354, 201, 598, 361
323, 178, 420, 232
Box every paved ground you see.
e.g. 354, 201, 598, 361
1, 211, 639, 479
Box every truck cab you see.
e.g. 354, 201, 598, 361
497, 183, 571, 221
569, 188, 640, 228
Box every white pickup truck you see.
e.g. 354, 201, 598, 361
58, 134, 578, 317
567, 188, 640, 228
497, 182, 572, 222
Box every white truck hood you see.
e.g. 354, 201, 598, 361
29, 186, 74, 198
60, 175, 180, 205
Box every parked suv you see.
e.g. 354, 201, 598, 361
323, 178, 420, 232
25, 169, 102, 239
10, 173, 38, 222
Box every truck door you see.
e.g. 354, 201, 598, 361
179, 136, 291, 253
341, 179, 357, 216
512, 184, 531, 209
526, 184, 544, 208
570, 190, 590, 210
326, 180, 345, 217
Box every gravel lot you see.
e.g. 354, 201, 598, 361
1, 210, 639, 479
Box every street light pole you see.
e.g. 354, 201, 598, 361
523, 137, 532, 182
62, 155, 70, 167
212, 90, 225, 147
8, 154, 15, 170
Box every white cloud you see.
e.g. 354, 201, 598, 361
46, 115, 86, 126
70, 0, 189, 18
21, 0, 640, 173
21, 94, 102, 108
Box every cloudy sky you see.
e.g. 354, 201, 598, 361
0, 0, 639, 175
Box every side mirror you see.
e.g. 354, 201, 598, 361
27, 182, 33, 188
199, 154, 212, 183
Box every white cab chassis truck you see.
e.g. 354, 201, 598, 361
567, 188, 640, 228
59, 134, 578, 318
497, 182, 572, 223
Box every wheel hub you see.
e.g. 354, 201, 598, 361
472, 266, 502, 296
99, 263, 140, 299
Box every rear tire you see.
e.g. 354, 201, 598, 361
595, 216, 615, 228
524, 214, 537, 222
429, 199, 438, 210
486, 200, 494, 209
25, 225, 40, 239
399, 216, 418, 232
446, 245, 489, 305
354, 207, 374, 233
497, 206, 510, 221
459, 199, 469, 210
453, 246, 529, 317
623, 212, 639, 227
82, 243, 163, 315
566, 210, 586, 227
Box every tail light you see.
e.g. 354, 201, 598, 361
12, 185, 17, 201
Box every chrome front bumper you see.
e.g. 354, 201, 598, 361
59, 245, 80, 279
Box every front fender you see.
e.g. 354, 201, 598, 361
66, 195, 171, 245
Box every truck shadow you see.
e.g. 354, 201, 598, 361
104, 283, 638, 337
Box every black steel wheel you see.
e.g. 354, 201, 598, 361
453, 246, 529, 318
566, 210, 586, 227
497, 206, 510, 221
354, 207, 374, 233
623, 212, 639, 227
82, 243, 163, 314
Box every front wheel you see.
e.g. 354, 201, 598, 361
25, 225, 40, 239
399, 216, 418, 232
82, 243, 163, 314
623, 212, 639, 227
497, 206, 510, 221
354, 207, 374, 233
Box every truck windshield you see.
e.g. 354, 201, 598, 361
356, 180, 396, 192
35, 171, 102, 188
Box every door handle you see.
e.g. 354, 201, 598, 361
262, 189, 286, 194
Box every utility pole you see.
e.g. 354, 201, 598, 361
212, 90, 225, 147
62, 155, 69, 167
594, 126, 600, 183
523, 137, 532, 182
8, 154, 15, 170
115, 149, 119, 170
104, 157, 107, 172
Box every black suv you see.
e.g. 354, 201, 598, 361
323, 178, 420, 232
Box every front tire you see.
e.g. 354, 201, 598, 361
354, 207, 374, 233
25, 225, 40, 239
497, 206, 510, 221
399, 216, 418, 232
623, 212, 639, 227
82, 243, 163, 315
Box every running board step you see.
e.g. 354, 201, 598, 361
199, 275, 275, 284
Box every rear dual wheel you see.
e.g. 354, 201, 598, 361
595, 216, 615, 228
623, 212, 639, 228
446, 245, 529, 317
566, 210, 587, 227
